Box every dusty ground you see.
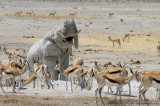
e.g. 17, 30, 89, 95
0, 0, 160, 105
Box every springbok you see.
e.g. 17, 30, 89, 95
69, 12, 77, 18
3, 47, 13, 63
83, 66, 94, 90
131, 70, 160, 105
108, 13, 114, 18
93, 62, 134, 105
0, 60, 28, 93
25, 58, 53, 89
15, 11, 23, 17
108, 36, 121, 48
49, 11, 56, 17
157, 42, 160, 56
26, 11, 34, 16
122, 34, 130, 42
95, 61, 131, 95
54, 55, 83, 91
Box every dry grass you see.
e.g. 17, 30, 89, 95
3, 14, 103, 20
92, 32, 106, 36
13, 38, 41, 44
13, 35, 160, 55
72, 7, 78, 9
79, 35, 160, 54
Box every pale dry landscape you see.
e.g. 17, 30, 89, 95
0, 0, 160, 106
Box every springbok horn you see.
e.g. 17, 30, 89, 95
135, 70, 139, 82
130, 67, 133, 74
32, 57, 36, 63
25, 60, 32, 72
123, 61, 126, 67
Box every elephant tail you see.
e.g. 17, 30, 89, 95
22, 73, 37, 86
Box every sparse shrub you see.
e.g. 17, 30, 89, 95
73, 7, 78, 9
146, 33, 151, 36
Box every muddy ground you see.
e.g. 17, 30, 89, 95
0, 0, 160, 105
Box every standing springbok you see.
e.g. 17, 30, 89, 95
25, 58, 53, 89
3, 47, 13, 63
138, 72, 160, 105
108, 13, 114, 18
131, 70, 160, 105
15, 11, 23, 17
26, 11, 33, 16
93, 62, 134, 105
54, 56, 83, 91
157, 41, 160, 56
83, 66, 94, 90
94, 61, 131, 95
108, 36, 121, 48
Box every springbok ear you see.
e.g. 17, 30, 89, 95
95, 61, 98, 66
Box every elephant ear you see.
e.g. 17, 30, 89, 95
73, 29, 81, 49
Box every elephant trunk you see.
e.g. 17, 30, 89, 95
74, 36, 78, 49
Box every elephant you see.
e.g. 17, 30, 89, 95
27, 19, 80, 80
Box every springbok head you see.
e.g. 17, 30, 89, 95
130, 67, 139, 82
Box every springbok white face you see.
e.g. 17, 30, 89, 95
54, 64, 60, 70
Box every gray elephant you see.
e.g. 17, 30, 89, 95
27, 19, 80, 80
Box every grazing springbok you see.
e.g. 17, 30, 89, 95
108, 36, 121, 48
93, 62, 134, 105
69, 12, 77, 18
122, 34, 130, 42
0, 60, 28, 93
15, 11, 23, 17
49, 11, 56, 17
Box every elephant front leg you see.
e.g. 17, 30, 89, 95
44, 57, 59, 80
60, 55, 69, 81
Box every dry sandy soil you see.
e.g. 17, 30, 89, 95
0, 0, 160, 105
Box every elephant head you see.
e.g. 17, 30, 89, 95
54, 19, 80, 50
